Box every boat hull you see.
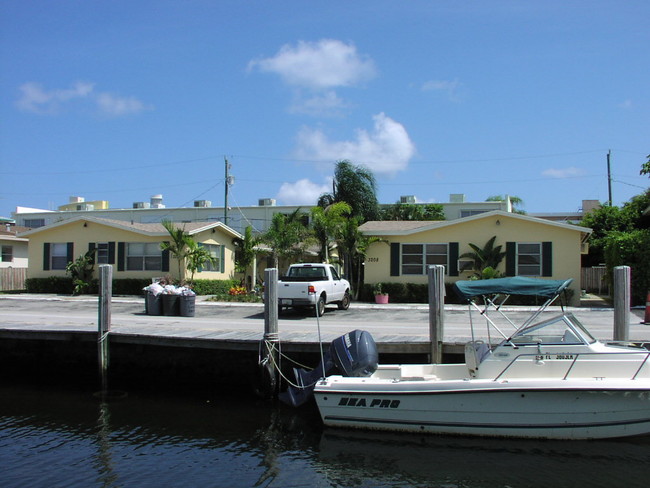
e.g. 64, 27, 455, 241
314, 379, 650, 439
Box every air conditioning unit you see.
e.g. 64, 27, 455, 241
400, 195, 416, 204
258, 198, 276, 206
76, 203, 94, 211
457, 259, 474, 272
194, 200, 211, 208
133, 202, 151, 209
450, 194, 466, 203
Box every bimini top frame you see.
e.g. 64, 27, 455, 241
452, 277, 574, 345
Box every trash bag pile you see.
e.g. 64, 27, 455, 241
143, 283, 196, 296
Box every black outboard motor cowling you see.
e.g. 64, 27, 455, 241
330, 329, 378, 377
279, 329, 378, 407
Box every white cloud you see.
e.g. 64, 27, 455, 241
421, 79, 461, 101
276, 178, 331, 206
16, 81, 94, 113
15, 81, 150, 116
96, 93, 151, 116
249, 39, 377, 90
294, 113, 416, 175
542, 167, 587, 178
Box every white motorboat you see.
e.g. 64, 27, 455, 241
311, 277, 650, 440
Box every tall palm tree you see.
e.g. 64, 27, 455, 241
310, 201, 352, 263
318, 160, 379, 222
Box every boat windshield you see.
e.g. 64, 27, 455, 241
507, 313, 596, 345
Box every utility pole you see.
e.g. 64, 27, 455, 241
607, 150, 612, 206
224, 157, 231, 226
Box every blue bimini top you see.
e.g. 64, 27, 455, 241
452, 277, 573, 301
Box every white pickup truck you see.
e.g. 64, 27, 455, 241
277, 263, 351, 316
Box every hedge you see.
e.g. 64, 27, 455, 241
25, 277, 239, 296
362, 281, 573, 306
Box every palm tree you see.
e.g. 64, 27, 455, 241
310, 201, 352, 263
185, 240, 217, 283
486, 195, 525, 214
160, 220, 192, 281
337, 216, 386, 299
233, 225, 259, 274
261, 209, 309, 269
459, 235, 506, 279
318, 160, 379, 222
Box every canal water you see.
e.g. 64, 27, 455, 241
2, 380, 649, 488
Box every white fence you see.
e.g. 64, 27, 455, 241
581, 266, 609, 295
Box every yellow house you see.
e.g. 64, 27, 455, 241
361, 210, 592, 306
20, 217, 242, 282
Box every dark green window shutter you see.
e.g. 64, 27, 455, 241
117, 242, 125, 271
161, 243, 170, 272
506, 242, 516, 276
542, 242, 553, 277
66, 242, 74, 264
220, 245, 225, 273
108, 242, 116, 264
448, 242, 459, 276
43, 243, 50, 271
88, 243, 96, 265
390, 243, 400, 276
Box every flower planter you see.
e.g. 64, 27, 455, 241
374, 294, 389, 304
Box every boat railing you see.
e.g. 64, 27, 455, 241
493, 350, 650, 381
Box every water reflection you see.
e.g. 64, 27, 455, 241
1, 381, 649, 488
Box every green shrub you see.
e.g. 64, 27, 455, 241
604, 229, 650, 306
26, 277, 75, 294
190, 279, 239, 296
361, 281, 573, 305
113, 279, 151, 295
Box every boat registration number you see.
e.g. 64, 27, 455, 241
535, 354, 575, 360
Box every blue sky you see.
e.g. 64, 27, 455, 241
1, 0, 648, 220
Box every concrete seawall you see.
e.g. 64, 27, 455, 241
2, 294, 647, 394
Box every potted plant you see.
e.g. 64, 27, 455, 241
373, 283, 389, 304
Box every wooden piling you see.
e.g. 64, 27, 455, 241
98, 264, 112, 392
428, 265, 445, 363
261, 268, 279, 396
613, 265, 630, 341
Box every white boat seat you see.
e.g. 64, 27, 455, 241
562, 329, 580, 343
465, 341, 490, 377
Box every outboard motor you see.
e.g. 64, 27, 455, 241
280, 330, 378, 407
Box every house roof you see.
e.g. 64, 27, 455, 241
0, 225, 30, 242
359, 210, 592, 240
18, 216, 243, 239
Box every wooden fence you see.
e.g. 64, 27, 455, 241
0, 267, 27, 291
581, 266, 609, 295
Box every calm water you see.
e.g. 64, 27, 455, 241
2, 380, 650, 488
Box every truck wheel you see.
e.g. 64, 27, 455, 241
315, 296, 326, 317
338, 292, 351, 310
